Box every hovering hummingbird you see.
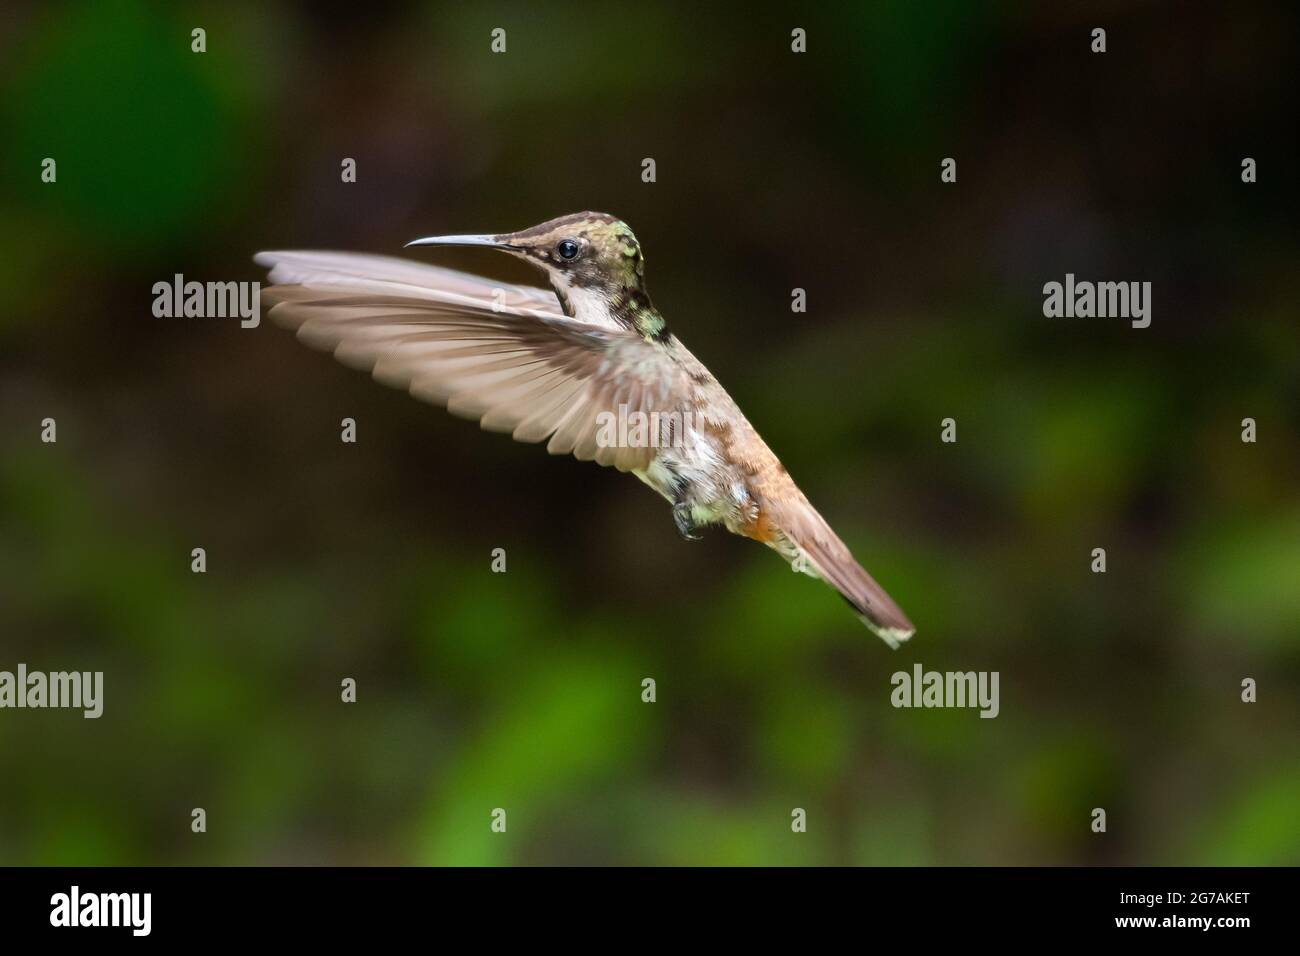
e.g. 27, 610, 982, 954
255, 212, 914, 646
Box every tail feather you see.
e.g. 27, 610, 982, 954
775, 506, 914, 648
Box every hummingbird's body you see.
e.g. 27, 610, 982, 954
256, 212, 914, 646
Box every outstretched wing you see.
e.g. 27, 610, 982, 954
254, 250, 692, 472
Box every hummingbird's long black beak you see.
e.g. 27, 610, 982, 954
404, 234, 513, 250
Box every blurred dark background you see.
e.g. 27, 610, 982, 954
1, 1, 1297, 865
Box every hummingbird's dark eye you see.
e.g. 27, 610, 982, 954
556, 239, 581, 261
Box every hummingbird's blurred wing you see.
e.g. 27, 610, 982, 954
254, 250, 693, 472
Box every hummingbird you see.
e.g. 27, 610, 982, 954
255, 212, 914, 646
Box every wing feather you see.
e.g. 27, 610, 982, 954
255, 250, 691, 471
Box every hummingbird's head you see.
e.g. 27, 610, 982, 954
407, 212, 664, 337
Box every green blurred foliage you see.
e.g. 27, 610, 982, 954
0, 1, 1297, 865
